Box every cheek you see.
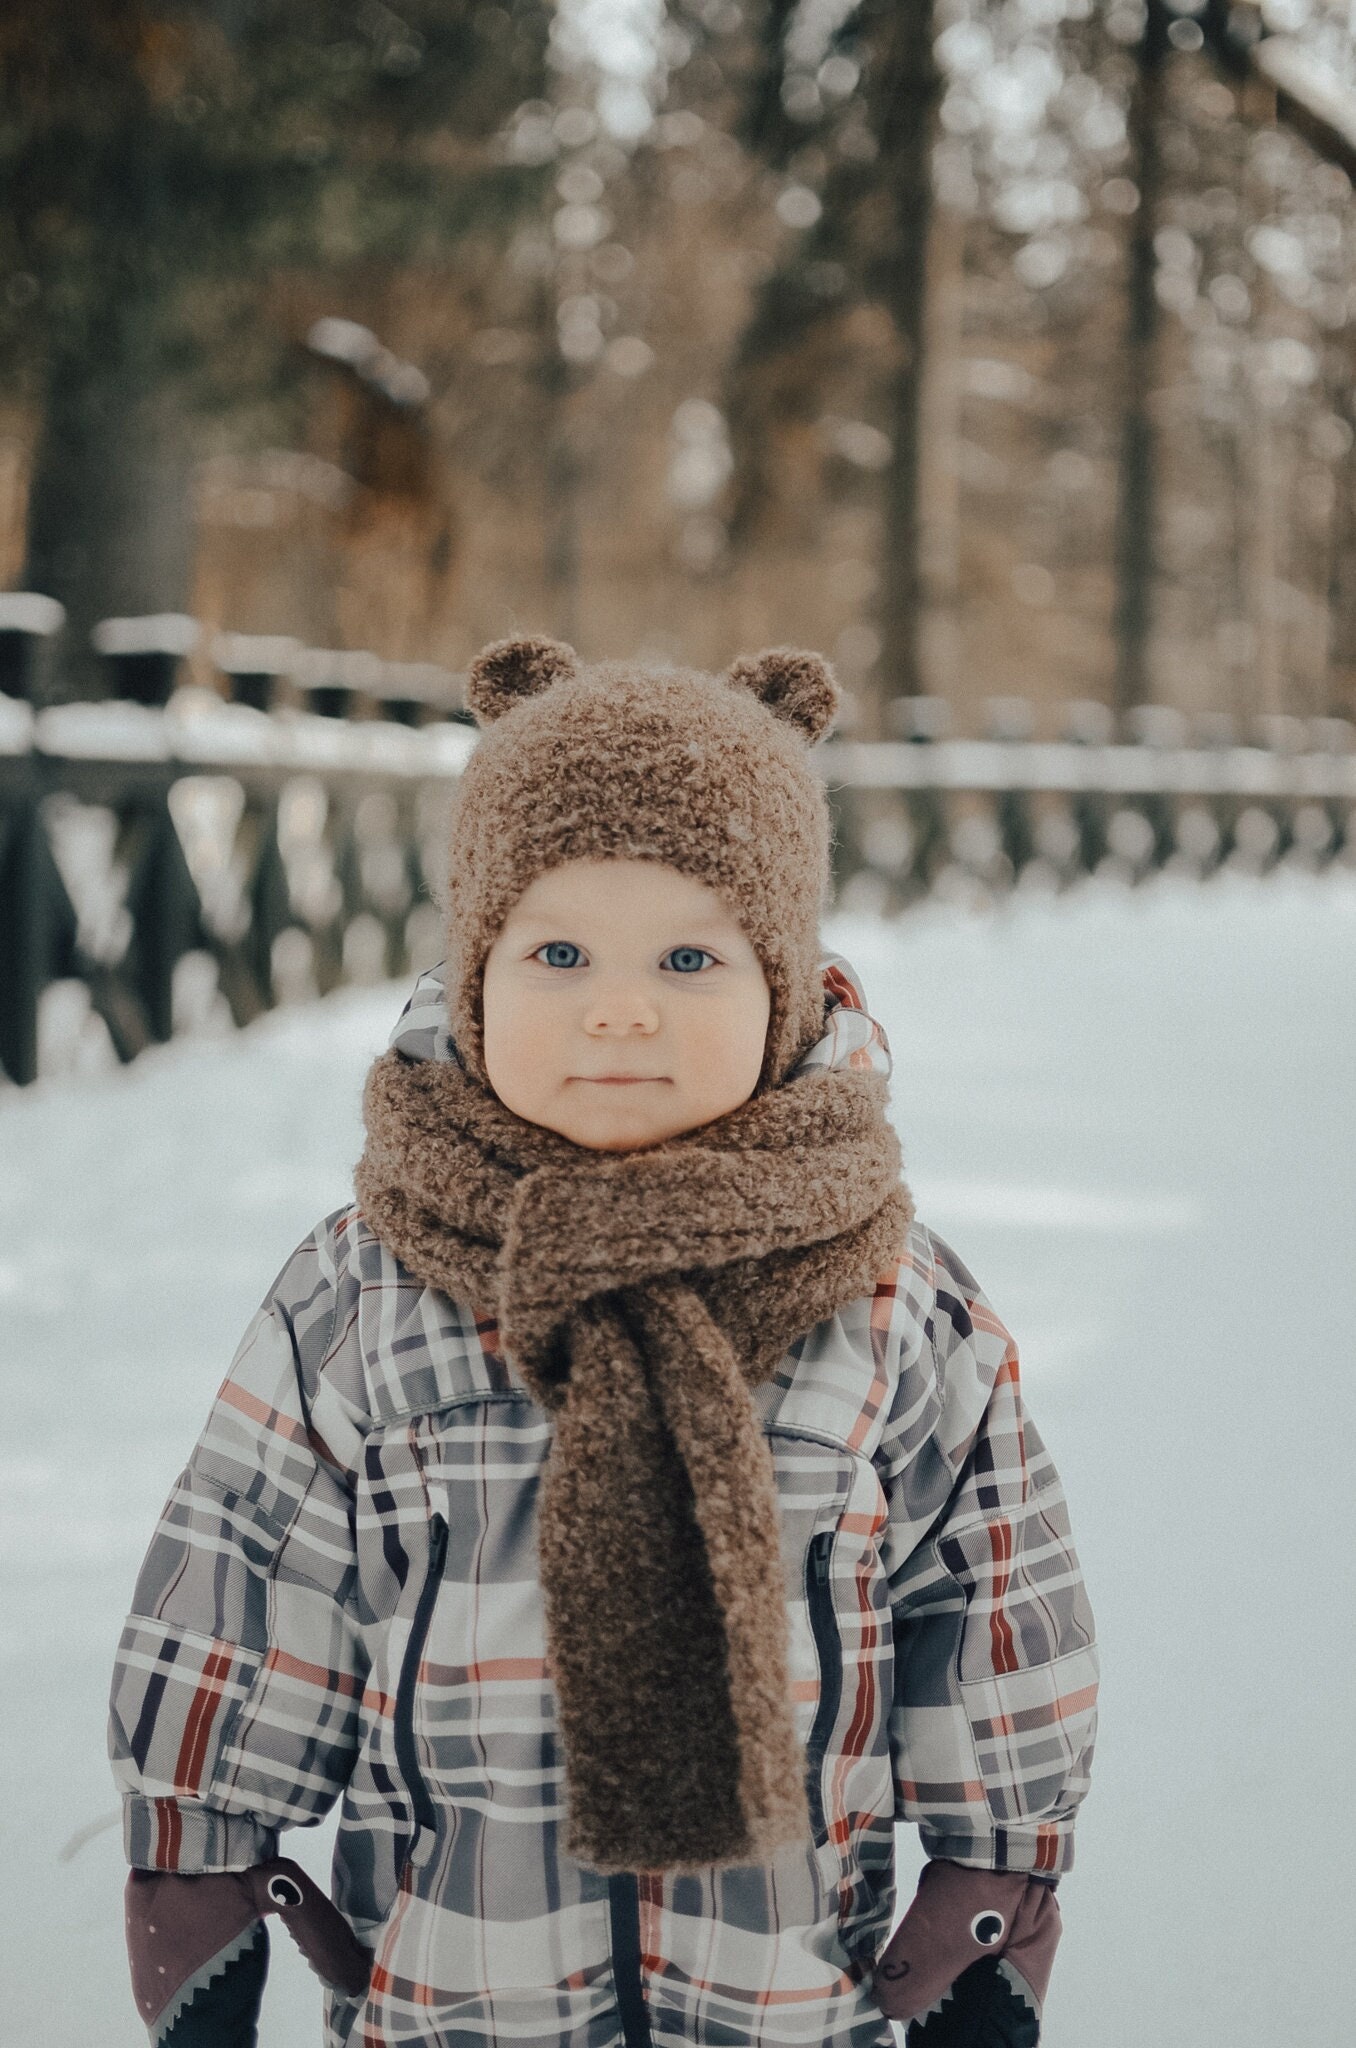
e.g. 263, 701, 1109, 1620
482, 980, 557, 1088
679, 990, 769, 1089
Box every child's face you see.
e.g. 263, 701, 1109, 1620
480, 858, 772, 1151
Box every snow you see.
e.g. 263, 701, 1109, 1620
30, 693, 477, 772
0, 689, 35, 752
1, 864, 1353, 2045
820, 734, 1356, 796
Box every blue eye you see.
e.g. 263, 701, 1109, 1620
531, 944, 716, 973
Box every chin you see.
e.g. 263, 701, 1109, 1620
570, 1124, 668, 1152
555, 1106, 680, 1151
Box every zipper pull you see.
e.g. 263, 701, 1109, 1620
429, 1512, 448, 1572
810, 1530, 832, 1583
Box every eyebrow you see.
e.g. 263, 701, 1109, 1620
504, 908, 743, 942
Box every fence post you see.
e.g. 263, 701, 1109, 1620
0, 772, 79, 1085
885, 692, 951, 898
1124, 703, 1189, 869
985, 695, 1038, 875
0, 594, 66, 706
1063, 699, 1114, 873
123, 781, 207, 1043
213, 634, 302, 713
91, 614, 200, 705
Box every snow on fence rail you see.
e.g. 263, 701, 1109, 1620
0, 694, 476, 1087
823, 719, 1356, 921
1, 688, 1354, 1087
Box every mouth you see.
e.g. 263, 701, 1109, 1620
575, 1075, 667, 1085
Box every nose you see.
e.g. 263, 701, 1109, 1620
582, 978, 660, 1035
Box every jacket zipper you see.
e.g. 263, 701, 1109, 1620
607, 1873, 653, 2048
804, 1528, 842, 1847
393, 1510, 448, 1840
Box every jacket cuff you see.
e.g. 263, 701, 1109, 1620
918, 1824, 1074, 1879
123, 1795, 280, 1873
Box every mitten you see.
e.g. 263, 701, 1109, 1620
125, 1855, 373, 2045
870, 1858, 1061, 2045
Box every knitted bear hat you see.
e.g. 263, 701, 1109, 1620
442, 635, 841, 1097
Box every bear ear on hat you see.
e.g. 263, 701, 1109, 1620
725, 647, 838, 744
465, 635, 579, 726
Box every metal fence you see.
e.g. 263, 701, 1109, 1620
4, 675, 1352, 1087
826, 700, 1356, 919
0, 695, 475, 1085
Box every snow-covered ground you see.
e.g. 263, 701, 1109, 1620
2, 865, 1352, 2045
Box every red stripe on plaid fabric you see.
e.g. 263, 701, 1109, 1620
366, 1880, 421, 2005
360, 1685, 396, 1718
217, 1378, 308, 1442
825, 1799, 854, 1854
265, 1646, 364, 1696
969, 1681, 1098, 1740
422, 1657, 550, 1684
392, 1974, 457, 2008
868, 1262, 904, 1327
895, 1778, 988, 1802
970, 1295, 1015, 1341
470, 1305, 502, 1352
987, 1520, 1020, 1676
841, 1507, 886, 1539
1035, 1826, 1060, 1872
153, 1795, 182, 1870
846, 1379, 889, 1453
827, 1806, 888, 1877
641, 1956, 859, 2004
636, 1870, 661, 1992
842, 1270, 902, 1451
821, 961, 865, 1011
825, 1550, 883, 1850
173, 1646, 236, 1795
993, 1348, 1020, 1389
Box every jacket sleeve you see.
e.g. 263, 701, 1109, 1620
874, 1225, 1098, 1878
107, 1211, 371, 1874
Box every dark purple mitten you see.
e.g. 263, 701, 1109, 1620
870, 1858, 1061, 2045
125, 1856, 373, 2045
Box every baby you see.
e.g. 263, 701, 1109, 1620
110, 637, 1098, 2048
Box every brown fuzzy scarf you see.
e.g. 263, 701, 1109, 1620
354, 1046, 915, 1876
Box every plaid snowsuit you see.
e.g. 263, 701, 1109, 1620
108, 952, 1098, 2048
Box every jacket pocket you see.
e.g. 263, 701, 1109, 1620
392, 1511, 449, 1841
958, 1641, 1100, 1829
803, 1527, 843, 1848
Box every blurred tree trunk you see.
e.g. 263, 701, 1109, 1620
1238, 400, 1282, 726
917, 199, 965, 704
871, 0, 940, 704
23, 329, 193, 700
1113, 0, 1170, 717
541, 317, 582, 648
6, 2, 552, 696
1327, 389, 1356, 719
